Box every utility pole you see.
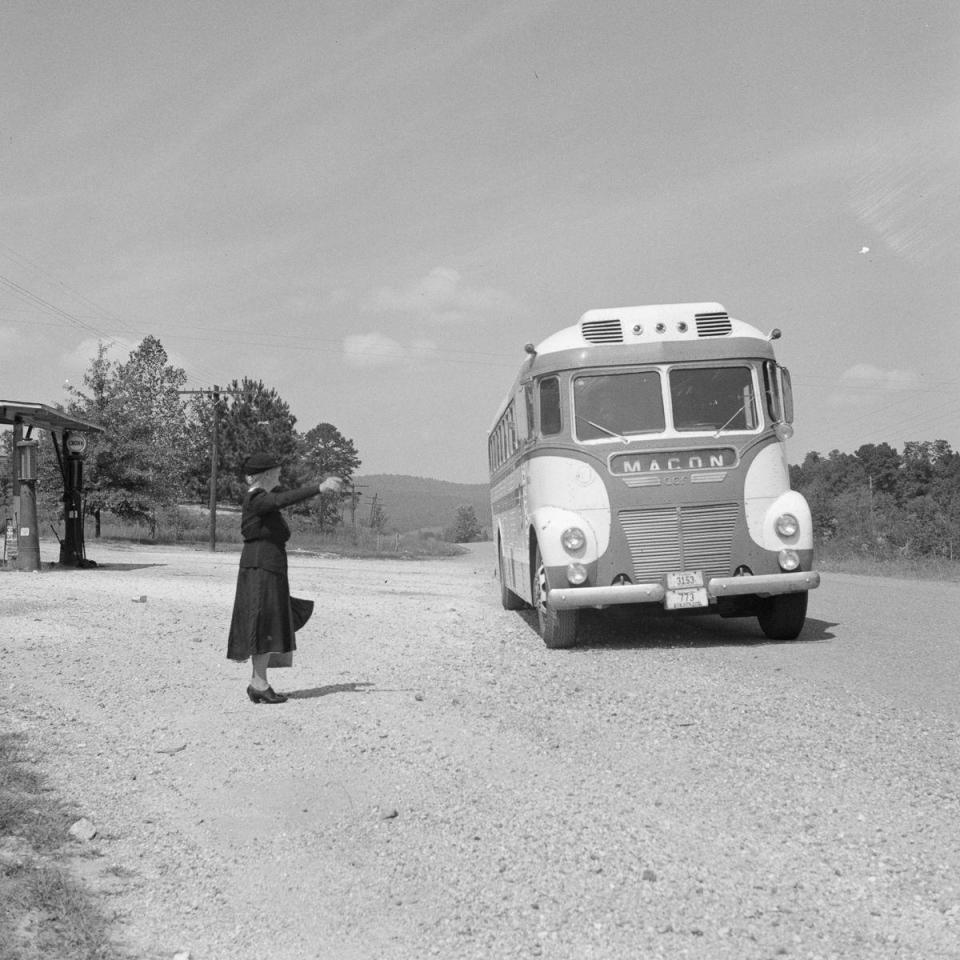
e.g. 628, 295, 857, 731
347, 483, 366, 530
209, 386, 219, 552
179, 386, 243, 551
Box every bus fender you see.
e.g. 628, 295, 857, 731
529, 506, 603, 571
746, 488, 815, 552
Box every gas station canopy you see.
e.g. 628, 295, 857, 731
2, 401, 103, 570
0, 400, 103, 435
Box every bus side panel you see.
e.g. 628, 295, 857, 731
491, 468, 531, 603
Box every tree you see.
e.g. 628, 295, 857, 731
296, 422, 361, 531
448, 504, 482, 543
853, 443, 902, 497
187, 378, 301, 504
299, 422, 361, 478
68, 337, 189, 537
0, 431, 12, 513
790, 438, 960, 560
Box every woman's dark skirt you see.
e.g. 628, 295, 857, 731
227, 567, 314, 662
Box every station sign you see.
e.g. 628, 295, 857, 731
66, 434, 88, 455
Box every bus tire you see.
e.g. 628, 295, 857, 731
498, 543, 526, 610
534, 546, 578, 649
757, 591, 808, 640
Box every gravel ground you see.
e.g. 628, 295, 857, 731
2, 540, 959, 960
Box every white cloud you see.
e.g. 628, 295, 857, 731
363, 266, 520, 325
840, 363, 916, 389
829, 363, 917, 408
342, 332, 438, 369
340, 266, 518, 370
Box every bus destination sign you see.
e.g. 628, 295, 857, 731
609, 447, 737, 476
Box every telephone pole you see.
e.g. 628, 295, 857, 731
347, 484, 367, 530
179, 386, 243, 551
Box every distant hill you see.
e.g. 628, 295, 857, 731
354, 474, 491, 534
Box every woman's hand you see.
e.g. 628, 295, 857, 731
319, 476, 345, 495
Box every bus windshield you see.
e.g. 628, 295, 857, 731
572, 365, 759, 441
670, 366, 757, 433
573, 371, 665, 441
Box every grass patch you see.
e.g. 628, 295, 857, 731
86, 508, 471, 559
816, 543, 960, 582
0, 731, 122, 960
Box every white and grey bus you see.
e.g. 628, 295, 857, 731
488, 302, 819, 648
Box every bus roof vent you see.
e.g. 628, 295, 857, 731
581, 318, 624, 343
695, 311, 732, 337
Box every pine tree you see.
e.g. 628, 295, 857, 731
68, 337, 189, 537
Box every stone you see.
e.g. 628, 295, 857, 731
69, 818, 97, 842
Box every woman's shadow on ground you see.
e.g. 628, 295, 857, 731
287, 682, 376, 700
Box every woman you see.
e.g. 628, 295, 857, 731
227, 451, 344, 704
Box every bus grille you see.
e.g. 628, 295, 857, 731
619, 503, 740, 583
581, 318, 624, 343
695, 311, 732, 337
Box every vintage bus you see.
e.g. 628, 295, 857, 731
488, 302, 819, 648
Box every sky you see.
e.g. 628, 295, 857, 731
2, 0, 959, 483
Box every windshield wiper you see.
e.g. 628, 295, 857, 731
712, 394, 754, 437
577, 415, 630, 444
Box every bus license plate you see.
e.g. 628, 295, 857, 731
665, 587, 709, 610
665, 571, 708, 610
666, 570, 704, 589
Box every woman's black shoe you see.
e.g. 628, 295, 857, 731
247, 685, 288, 704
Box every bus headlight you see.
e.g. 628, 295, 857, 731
566, 562, 588, 585
775, 513, 799, 538
778, 549, 800, 571
560, 526, 586, 552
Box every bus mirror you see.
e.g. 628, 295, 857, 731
781, 366, 794, 424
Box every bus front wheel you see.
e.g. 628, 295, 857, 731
534, 546, 578, 649
757, 591, 808, 640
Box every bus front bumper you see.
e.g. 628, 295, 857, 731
547, 571, 821, 610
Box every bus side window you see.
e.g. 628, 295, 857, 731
539, 377, 562, 435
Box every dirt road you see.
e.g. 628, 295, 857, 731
2, 541, 959, 959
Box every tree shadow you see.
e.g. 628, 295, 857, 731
286, 682, 376, 700
517, 607, 838, 650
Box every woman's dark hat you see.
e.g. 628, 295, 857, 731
243, 452, 280, 474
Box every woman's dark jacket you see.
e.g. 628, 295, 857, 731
226, 483, 320, 661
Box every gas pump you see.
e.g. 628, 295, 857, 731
15, 437, 40, 571
60, 431, 94, 567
